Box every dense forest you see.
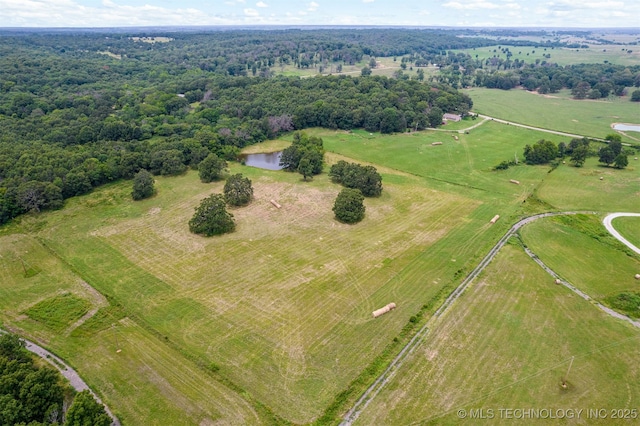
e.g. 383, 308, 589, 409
1, 28, 638, 225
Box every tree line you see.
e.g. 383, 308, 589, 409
513, 134, 632, 169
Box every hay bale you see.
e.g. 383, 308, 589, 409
490, 214, 500, 224
454, 135, 459, 140
555, 279, 562, 285
509, 179, 520, 185
431, 142, 443, 146
635, 274, 640, 280
600, 177, 603, 180
372, 302, 397, 318
270, 199, 281, 209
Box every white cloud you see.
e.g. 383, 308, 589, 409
549, 0, 625, 8
244, 8, 259, 16
363, 0, 375, 3
0, 0, 229, 27
256, 1, 268, 7
443, 1, 500, 10
308, 1, 319, 11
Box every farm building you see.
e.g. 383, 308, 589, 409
443, 113, 462, 122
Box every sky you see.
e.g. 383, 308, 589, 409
0, 0, 638, 28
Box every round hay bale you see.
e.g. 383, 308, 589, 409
599, 177, 603, 180
635, 274, 640, 280
555, 279, 562, 285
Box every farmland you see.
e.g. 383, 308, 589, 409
463, 87, 640, 143
1, 29, 640, 426
356, 241, 640, 425
2, 115, 639, 424
457, 45, 640, 67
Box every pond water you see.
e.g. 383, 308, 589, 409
239, 151, 283, 170
612, 123, 640, 132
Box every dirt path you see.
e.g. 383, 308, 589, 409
603, 213, 640, 255
0, 328, 121, 426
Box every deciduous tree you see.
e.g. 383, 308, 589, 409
131, 169, 155, 200
224, 174, 253, 206
333, 188, 365, 224
198, 153, 227, 183
189, 194, 235, 236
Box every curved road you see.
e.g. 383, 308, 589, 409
341, 210, 639, 425
0, 328, 121, 426
603, 213, 640, 255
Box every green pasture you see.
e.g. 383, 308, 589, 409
456, 44, 640, 66
536, 157, 640, 212
0, 233, 261, 425
464, 87, 640, 143
2, 163, 505, 422
309, 122, 565, 200
357, 243, 640, 425
612, 216, 640, 249
2, 118, 638, 424
520, 215, 640, 302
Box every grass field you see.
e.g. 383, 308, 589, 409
273, 56, 431, 79
456, 44, 640, 67
520, 215, 640, 302
356, 242, 640, 425
612, 216, 640, 249
1, 116, 639, 424
464, 87, 640, 143
536, 157, 640, 212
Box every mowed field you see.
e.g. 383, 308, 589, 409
612, 216, 640, 249
1, 117, 639, 424
356, 242, 640, 425
464, 87, 640, 143
1, 125, 530, 424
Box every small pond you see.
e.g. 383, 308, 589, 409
612, 123, 640, 132
239, 151, 283, 170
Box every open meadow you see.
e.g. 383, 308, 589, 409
456, 44, 640, 67
356, 242, 640, 425
1, 117, 639, 424
464, 87, 640, 143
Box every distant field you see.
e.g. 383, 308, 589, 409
274, 55, 432, 79
456, 44, 640, 66
312, 122, 564, 199
464, 87, 640, 143
357, 242, 640, 425
612, 216, 640, 249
